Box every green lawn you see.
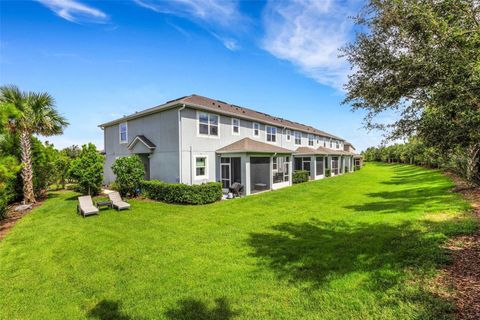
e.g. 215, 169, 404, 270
0, 163, 477, 320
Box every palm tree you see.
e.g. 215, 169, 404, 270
0, 85, 68, 203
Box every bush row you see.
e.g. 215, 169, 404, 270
140, 180, 222, 205
292, 170, 309, 184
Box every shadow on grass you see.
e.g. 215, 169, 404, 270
165, 298, 239, 320
247, 218, 471, 318
88, 300, 135, 320
344, 165, 460, 214
344, 186, 459, 214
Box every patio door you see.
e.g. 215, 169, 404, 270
221, 157, 241, 189
220, 158, 231, 189
332, 157, 339, 175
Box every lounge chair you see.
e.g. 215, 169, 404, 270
108, 191, 131, 211
77, 196, 99, 217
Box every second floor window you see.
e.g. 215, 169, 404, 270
336, 140, 340, 149
294, 131, 301, 145
198, 112, 219, 136
286, 129, 291, 141
119, 122, 127, 143
253, 122, 260, 136
266, 126, 277, 142
308, 134, 314, 146
232, 118, 240, 135
330, 139, 333, 148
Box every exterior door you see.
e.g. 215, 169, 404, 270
221, 159, 231, 189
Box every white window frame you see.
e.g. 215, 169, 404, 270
286, 129, 291, 142
197, 111, 220, 138
308, 134, 314, 146
265, 126, 277, 143
330, 139, 333, 148
252, 122, 260, 137
194, 155, 208, 179
336, 140, 340, 149
231, 118, 240, 135
272, 156, 278, 171
294, 131, 302, 145
119, 122, 128, 144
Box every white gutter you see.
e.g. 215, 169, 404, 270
178, 104, 186, 183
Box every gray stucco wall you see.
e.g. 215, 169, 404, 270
102, 108, 180, 184
178, 107, 345, 184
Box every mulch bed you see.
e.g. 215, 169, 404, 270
0, 199, 45, 241
440, 173, 480, 320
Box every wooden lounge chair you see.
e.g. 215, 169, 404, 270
108, 191, 131, 211
77, 195, 99, 217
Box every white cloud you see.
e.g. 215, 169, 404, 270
36, 0, 108, 23
133, 0, 244, 51
133, 0, 242, 27
211, 33, 240, 51
262, 0, 361, 90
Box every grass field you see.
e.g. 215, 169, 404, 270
0, 163, 477, 320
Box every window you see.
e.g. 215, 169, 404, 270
294, 131, 301, 145
336, 140, 340, 149
323, 138, 327, 147
195, 156, 207, 178
198, 112, 219, 137
253, 122, 260, 137
266, 126, 277, 142
308, 134, 314, 146
286, 129, 291, 142
232, 118, 240, 135
330, 139, 333, 148
119, 122, 127, 143
272, 157, 278, 170
316, 136, 320, 144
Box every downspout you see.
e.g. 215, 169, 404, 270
178, 104, 186, 183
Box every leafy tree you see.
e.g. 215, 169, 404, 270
343, 0, 480, 184
68, 143, 104, 195
54, 152, 71, 189
111, 155, 145, 197
0, 102, 21, 217
0, 85, 69, 203
62, 145, 81, 159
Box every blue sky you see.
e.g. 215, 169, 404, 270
0, 0, 383, 151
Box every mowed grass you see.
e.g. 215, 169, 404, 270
0, 163, 477, 320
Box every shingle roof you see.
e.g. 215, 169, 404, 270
295, 147, 324, 155
217, 138, 293, 154
127, 135, 156, 150
182, 95, 343, 140
99, 94, 344, 140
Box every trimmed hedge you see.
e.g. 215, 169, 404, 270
140, 180, 222, 205
325, 169, 331, 177
293, 170, 309, 184
354, 165, 361, 171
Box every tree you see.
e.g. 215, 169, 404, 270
343, 0, 480, 184
0, 85, 68, 203
111, 155, 145, 197
68, 143, 104, 195
0, 102, 21, 217
54, 152, 71, 189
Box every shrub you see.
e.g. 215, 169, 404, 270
292, 170, 309, 184
325, 169, 331, 177
68, 143, 104, 195
344, 166, 349, 173
355, 165, 361, 171
111, 155, 145, 197
140, 180, 222, 205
